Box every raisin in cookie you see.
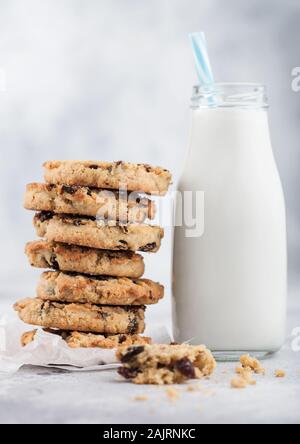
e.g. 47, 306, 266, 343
43, 160, 172, 196
14, 298, 145, 334
37, 271, 164, 305
24, 183, 155, 223
21, 329, 152, 349
33, 212, 164, 252
25, 240, 145, 278
117, 344, 216, 385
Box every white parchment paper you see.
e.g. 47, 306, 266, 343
0, 316, 171, 373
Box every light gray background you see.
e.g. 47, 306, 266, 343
0, 0, 300, 426
0, 0, 299, 322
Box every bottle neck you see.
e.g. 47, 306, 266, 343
191, 83, 268, 110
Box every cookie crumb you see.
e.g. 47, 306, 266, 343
240, 354, 265, 375
186, 384, 202, 392
231, 377, 248, 389
166, 387, 180, 401
21, 329, 37, 347
134, 395, 149, 401
235, 367, 256, 385
275, 370, 285, 378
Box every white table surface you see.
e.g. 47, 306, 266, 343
0, 290, 299, 424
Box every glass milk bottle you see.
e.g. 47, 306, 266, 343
173, 83, 287, 359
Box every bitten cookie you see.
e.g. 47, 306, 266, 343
117, 344, 216, 385
21, 329, 152, 349
14, 298, 145, 334
25, 240, 145, 278
33, 212, 164, 252
24, 183, 155, 223
37, 271, 164, 305
43, 160, 172, 196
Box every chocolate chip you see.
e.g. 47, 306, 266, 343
89, 164, 99, 169
144, 164, 152, 173
99, 310, 110, 320
118, 335, 127, 344
124, 305, 144, 313
40, 301, 52, 315
174, 358, 196, 379
119, 226, 128, 234
127, 314, 140, 334
39, 301, 46, 313
50, 253, 59, 270
115, 161, 123, 167
118, 240, 128, 249
117, 366, 138, 379
120, 346, 145, 363
37, 211, 53, 222
157, 363, 166, 369
86, 188, 92, 196
140, 242, 157, 252
62, 185, 77, 194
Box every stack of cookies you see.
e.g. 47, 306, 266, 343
14, 160, 172, 349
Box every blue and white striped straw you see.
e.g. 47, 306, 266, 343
189, 32, 215, 88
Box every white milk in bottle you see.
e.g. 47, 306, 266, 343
173, 83, 287, 359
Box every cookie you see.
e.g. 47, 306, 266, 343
117, 344, 216, 385
37, 271, 164, 305
25, 240, 145, 278
43, 160, 172, 196
24, 183, 155, 223
14, 298, 145, 334
21, 329, 152, 349
33, 212, 164, 252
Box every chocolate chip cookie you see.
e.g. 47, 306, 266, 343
33, 212, 164, 252
37, 271, 164, 305
25, 240, 145, 278
14, 298, 145, 334
24, 183, 155, 223
21, 329, 152, 349
43, 160, 172, 196
117, 344, 216, 384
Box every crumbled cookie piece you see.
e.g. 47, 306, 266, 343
238, 368, 256, 386
116, 343, 216, 385
275, 370, 286, 378
240, 354, 265, 375
186, 384, 202, 392
133, 395, 149, 401
20, 329, 37, 347
166, 387, 180, 401
231, 377, 248, 389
